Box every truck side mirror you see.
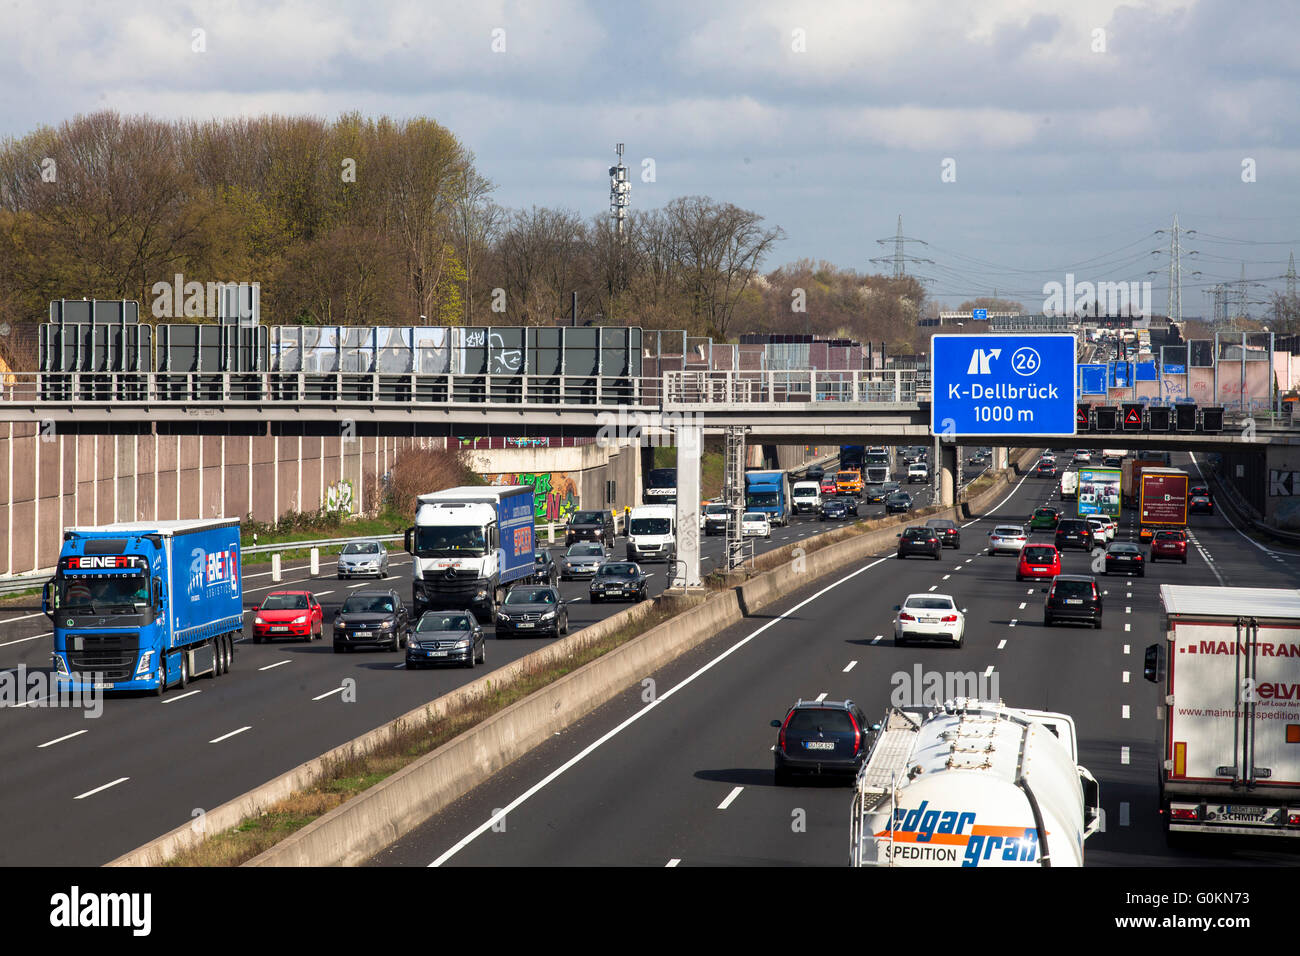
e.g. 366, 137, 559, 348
1143, 643, 1164, 683
404, 527, 415, 555
42, 579, 55, 617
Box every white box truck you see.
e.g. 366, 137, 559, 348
850, 699, 1101, 867
1144, 585, 1300, 840
1060, 470, 1078, 500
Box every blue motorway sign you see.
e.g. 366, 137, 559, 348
1077, 364, 1108, 396
1164, 364, 1186, 375
972, 308, 988, 321
931, 334, 1076, 437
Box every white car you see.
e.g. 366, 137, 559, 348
1085, 516, 1116, 544
894, 593, 965, 647
987, 525, 1028, 555
741, 512, 772, 539
907, 463, 929, 483
1074, 449, 1092, 463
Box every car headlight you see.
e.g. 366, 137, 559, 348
135, 650, 153, 676
475, 589, 489, 600
254, 616, 266, 626
454, 639, 470, 649
292, 615, 308, 625
54, 653, 69, 675
541, 610, 557, 621
378, 620, 394, 629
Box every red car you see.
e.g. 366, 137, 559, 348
1016, 544, 1061, 581
819, 478, 838, 495
1150, 529, 1188, 564
252, 590, 324, 643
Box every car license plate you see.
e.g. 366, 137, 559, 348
272, 626, 288, 632
427, 651, 447, 657
517, 622, 534, 628
920, 617, 938, 623
355, 631, 372, 638
607, 589, 623, 595
1066, 599, 1083, 605
1033, 567, 1047, 572
804, 741, 835, 751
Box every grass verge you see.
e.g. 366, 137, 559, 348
166, 592, 703, 866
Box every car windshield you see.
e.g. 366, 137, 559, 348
505, 588, 557, 605
534, 551, 551, 562
785, 709, 854, 733
903, 529, 929, 539
743, 513, 765, 522
568, 544, 604, 557
888, 493, 908, 501
1155, 531, 1183, 540
1110, 543, 1139, 554
993, 526, 1023, 536
883, 482, 900, 492
597, 564, 637, 577
570, 511, 605, 524
1054, 580, 1094, 598
342, 542, 379, 554
904, 597, 955, 610
1023, 547, 1056, 562
705, 504, 728, 514
342, 595, 395, 614
417, 614, 471, 631
630, 518, 671, 536
1035, 509, 1054, 517
262, 593, 309, 610
926, 520, 954, 529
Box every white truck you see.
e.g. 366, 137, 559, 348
790, 481, 822, 515
626, 504, 676, 564
850, 699, 1101, 867
404, 485, 536, 624
1144, 585, 1300, 841
1060, 470, 1078, 500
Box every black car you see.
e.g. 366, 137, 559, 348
838, 494, 859, 516
820, 497, 848, 521
333, 588, 411, 652
863, 483, 888, 504
885, 491, 912, 514
589, 562, 649, 603
496, 585, 569, 638
805, 465, 825, 481
772, 699, 870, 784
405, 611, 485, 669
897, 526, 942, 560
1054, 518, 1093, 551
1043, 575, 1103, 628
1036, 461, 1058, 478
925, 518, 961, 549
565, 510, 615, 547
1102, 456, 1122, 468
533, 549, 559, 586
1189, 484, 1214, 515
1104, 541, 1145, 577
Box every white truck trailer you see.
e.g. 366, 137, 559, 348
850, 698, 1101, 867
1144, 585, 1300, 840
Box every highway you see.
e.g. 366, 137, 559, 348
369, 450, 1300, 867
0, 458, 944, 865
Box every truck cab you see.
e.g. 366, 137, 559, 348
626, 505, 676, 564
744, 470, 791, 527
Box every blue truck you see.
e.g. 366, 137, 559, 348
744, 470, 792, 527
406, 486, 537, 623
839, 445, 865, 471
43, 519, 243, 694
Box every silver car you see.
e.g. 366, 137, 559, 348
559, 542, 606, 580
337, 540, 390, 579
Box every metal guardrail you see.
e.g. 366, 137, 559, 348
663, 369, 922, 405
243, 533, 404, 555
0, 570, 54, 595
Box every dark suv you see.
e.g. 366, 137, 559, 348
565, 510, 615, 547
925, 518, 961, 549
1054, 518, 1093, 551
333, 588, 411, 652
897, 526, 941, 560
771, 699, 871, 784
1043, 575, 1103, 629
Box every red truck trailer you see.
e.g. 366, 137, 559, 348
1138, 467, 1188, 543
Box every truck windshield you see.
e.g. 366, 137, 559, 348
746, 493, 780, 507
57, 573, 148, 612
414, 526, 487, 556
647, 469, 677, 489
630, 518, 670, 536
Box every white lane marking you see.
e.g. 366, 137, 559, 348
1018, 602, 1026, 610
161, 690, 201, 704
1125, 607, 1131, 614
997, 639, 1007, 650
1122, 671, 1130, 683
347, 583, 367, 589
38, 729, 87, 749
964, 558, 973, 564
258, 660, 292, 672
1124, 623, 1131, 632
928, 585, 937, 592
0, 634, 43, 649
1120, 802, 1131, 827
717, 786, 744, 810
429, 552, 898, 867
313, 686, 347, 701
1009, 619, 1017, 628
1120, 746, 1131, 765
75, 777, 129, 800
1026, 589, 1033, 595
0, 611, 46, 625
871, 635, 882, 644
942, 575, 950, 581
843, 660, 857, 673
314, 590, 335, 597
815, 692, 828, 702
1122, 704, 1130, 719
666, 859, 681, 867
1123, 644, 1130, 655
209, 726, 252, 744
983, 665, 995, 677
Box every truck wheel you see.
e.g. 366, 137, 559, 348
210, 640, 222, 678
155, 657, 168, 697
178, 652, 189, 688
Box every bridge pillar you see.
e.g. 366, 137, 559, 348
672, 424, 703, 588
994, 446, 1008, 471
938, 442, 958, 507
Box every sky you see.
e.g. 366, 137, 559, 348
3, 0, 1298, 315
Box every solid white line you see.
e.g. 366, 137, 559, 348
1120, 746, 1131, 765
666, 858, 681, 867
717, 786, 743, 810
428, 552, 897, 866
38, 729, 87, 749
258, 660, 292, 672
209, 726, 251, 744
843, 660, 857, 673
313, 686, 346, 701
997, 639, 1007, 650
0, 611, 45, 626
75, 777, 128, 800
161, 690, 201, 704
0, 634, 42, 649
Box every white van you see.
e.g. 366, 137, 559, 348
907, 462, 929, 483
626, 505, 676, 564
790, 481, 821, 515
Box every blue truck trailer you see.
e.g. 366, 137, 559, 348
43, 519, 243, 694
744, 470, 791, 527
839, 445, 865, 471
